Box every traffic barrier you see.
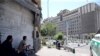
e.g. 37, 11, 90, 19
64, 46, 75, 53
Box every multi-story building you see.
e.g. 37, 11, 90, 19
0, 0, 42, 52
44, 3, 100, 39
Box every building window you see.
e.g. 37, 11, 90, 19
60, 15, 63, 21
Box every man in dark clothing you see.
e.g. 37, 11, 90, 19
1, 35, 18, 56
57, 42, 61, 50
56, 40, 58, 49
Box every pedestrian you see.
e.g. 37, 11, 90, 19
58, 42, 61, 50
1, 35, 18, 56
56, 40, 58, 49
18, 36, 28, 56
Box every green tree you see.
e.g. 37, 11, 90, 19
54, 32, 63, 40
40, 28, 47, 36
45, 23, 56, 36
40, 23, 56, 36
40, 23, 56, 45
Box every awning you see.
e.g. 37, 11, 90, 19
15, 0, 40, 14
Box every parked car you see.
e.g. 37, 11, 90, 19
90, 34, 100, 56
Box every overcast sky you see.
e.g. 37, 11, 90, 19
41, 0, 100, 19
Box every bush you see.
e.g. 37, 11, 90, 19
54, 32, 63, 40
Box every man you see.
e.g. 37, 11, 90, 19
1, 35, 18, 56
57, 41, 61, 50
18, 36, 27, 56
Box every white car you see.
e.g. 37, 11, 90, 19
90, 34, 100, 56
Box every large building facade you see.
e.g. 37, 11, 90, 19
44, 3, 100, 39
0, 0, 42, 52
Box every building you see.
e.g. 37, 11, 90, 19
44, 3, 100, 39
0, 0, 42, 52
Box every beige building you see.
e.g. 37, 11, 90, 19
44, 3, 100, 39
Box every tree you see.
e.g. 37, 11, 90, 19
40, 23, 56, 45
45, 23, 56, 36
54, 32, 63, 40
40, 23, 47, 36
40, 28, 48, 36
40, 23, 56, 36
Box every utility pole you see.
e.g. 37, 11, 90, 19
47, 0, 49, 17
86, 0, 88, 3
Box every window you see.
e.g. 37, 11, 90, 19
94, 36, 100, 40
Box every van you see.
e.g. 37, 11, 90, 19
90, 34, 100, 56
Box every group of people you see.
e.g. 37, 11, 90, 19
0, 35, 30, 56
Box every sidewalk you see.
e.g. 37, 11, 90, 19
36, 45, 90, 56
67, 43, 87, 48
36, 46, 73, 56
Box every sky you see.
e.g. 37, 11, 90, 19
41, 0, 100, 19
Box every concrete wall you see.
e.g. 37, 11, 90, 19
0, 0, 34, 48
81, 11, 96, 33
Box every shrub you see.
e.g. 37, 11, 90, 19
54, 32, 63, 40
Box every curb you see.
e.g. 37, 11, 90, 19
74, 44, 88, 48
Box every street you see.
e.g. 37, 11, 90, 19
36, 45, 90, 56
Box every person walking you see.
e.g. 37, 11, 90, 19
56, 40, 58, 49
57, 41, 61, 50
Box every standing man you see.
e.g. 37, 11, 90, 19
58, 41, 61, 50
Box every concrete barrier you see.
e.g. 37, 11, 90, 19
64, 46, 75, 53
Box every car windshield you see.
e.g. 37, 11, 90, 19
94, 36, 100, 40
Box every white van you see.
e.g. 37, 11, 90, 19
90, 34, 100, 56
